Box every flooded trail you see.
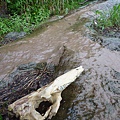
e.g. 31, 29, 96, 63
0, 0, 120, 120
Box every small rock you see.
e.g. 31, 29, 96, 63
18, 62, 36, 71
5, 32, 26, 40
101, 37, 120, 51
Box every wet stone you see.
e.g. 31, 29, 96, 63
1, 32, 26, 45
5, 32, 26, 40
90, 33, 120, 51
100, 37, 120, 51
18, 62, 36, 71
114, 71, 120, 79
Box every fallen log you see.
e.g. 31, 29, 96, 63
8, 66, 84, 120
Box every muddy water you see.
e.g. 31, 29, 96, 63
0, 0, 120, 120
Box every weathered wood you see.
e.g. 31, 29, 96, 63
8, 66, 84, 120
0, 0, 7, 17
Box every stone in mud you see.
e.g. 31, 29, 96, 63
100, 37, 120, 51
18, 62, 37, 71
114, 70, 120, 79
5, 32, 26, 40
2, 32, 26, 44
90, 33, 120, 51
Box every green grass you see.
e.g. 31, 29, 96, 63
0, 0, 94, 40
0, 114, 2, 120
0, 7, 50, 36
93, 4, 120, 31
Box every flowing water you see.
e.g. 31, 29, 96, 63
0, 0, 120, 120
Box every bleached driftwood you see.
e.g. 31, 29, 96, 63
8, 66, 84, 120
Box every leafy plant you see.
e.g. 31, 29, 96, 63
7, 0, 87, 16
93, 4, 120, 31
0, 114, 2, 120
0, 0, 94, 40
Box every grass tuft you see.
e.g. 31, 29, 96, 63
0, 114, 2, 120
93, 4, 120, 32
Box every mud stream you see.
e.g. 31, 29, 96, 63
0, 0, 120, 120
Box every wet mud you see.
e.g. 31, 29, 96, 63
0, 0, 120, 120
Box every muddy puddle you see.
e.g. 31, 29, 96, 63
0, 0, 120, 120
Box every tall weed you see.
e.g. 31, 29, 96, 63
0, 114, 2, 120
93, 4, 120, 31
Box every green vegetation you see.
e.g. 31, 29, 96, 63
93, 4, 120, 31
0, 0, 93, 39
0, 114, 2, 120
